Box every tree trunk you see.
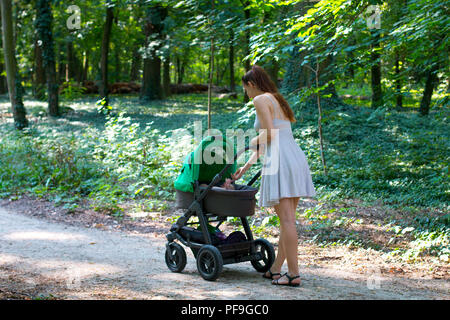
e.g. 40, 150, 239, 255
228, 29, 235, 93
82, 51, 89, 83
141, 58, 162, 100
140, 5, 167, 101
0, 60, 7, 94
207, 0, 215, 130
66, 40, 76, 81
1, 0, 28, 129
345, 35, 356, 87
33, 39, 46, 99
176, 56, 180, 84
419, 66, 439, 116
129, 3, 143, 83
99, 6, 114, 104
35, 0, 59, 116
56, 42, 65, 84
113, 16, 120, 83
179, 59, 185, 84
241, 0, 251, 103
215, 53, 219, 86
208, 38, 214, 130
0, 15, 8, 95
176, 54, 187, 85
129, 43, 141, 82
162, 54, 171, 98
370, 30, 383, 109
66, 40, 82, 83
114, 45, 120, 83
394, 51, 403, 109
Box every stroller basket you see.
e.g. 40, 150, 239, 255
217, 241, 253, 260
172, 225, 253, 260
175, 184, 258, 217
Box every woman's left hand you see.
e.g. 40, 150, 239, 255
231, 166, 247, 181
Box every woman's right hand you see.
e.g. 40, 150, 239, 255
231, 166, 247, 181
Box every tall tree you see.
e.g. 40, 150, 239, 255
240, 0, 251, 103
228, 28, 235, 92
162, 52, 171, 98
82, 51, 89, 83
140, 4, 167, 101
0, 15, 7, 95
129, 43, 141, 82
66, 40, 81, 83
35, 0, 59, 116
207, 0, 215, 129
389, 0, 448, 114
386, 0, 407, 109
175, 54, 187, 84
281, 1, 341, 103
394, 50, 403, 109
1, 0, 28, 129
370, 29, 383, 108
33, 39, 46, 100
0, 60, 7, 94
419, 65, 439, 116
99, 4, 114, 105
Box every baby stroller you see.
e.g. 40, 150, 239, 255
165, 135, 275, 281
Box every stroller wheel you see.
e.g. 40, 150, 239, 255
196, 245, 223, 281
165, 242, 187, 273
251, 239, 275, 273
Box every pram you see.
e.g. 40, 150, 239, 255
165, 135, 275, 281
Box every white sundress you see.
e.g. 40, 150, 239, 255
254, 93, 317, 207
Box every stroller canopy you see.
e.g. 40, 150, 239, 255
174, 135, 237, 193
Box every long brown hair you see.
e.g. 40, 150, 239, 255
242, 65, 296, 122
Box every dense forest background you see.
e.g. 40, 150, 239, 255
0, 0, 448, 263
1, 0, 448, 119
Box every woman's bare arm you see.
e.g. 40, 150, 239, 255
253, 95, 276, 145
241, 96, 277, 171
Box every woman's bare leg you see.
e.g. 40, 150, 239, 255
263, 205, 285, 279
272, 197, 301, 285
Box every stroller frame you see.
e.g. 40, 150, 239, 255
165, 143, 275, 281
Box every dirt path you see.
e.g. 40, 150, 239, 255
0, 206, 448, 300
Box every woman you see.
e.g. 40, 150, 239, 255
231, 65, 316, 287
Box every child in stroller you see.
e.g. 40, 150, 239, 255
200, 178, 235, 190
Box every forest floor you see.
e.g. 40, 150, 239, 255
0, 195, 448, 300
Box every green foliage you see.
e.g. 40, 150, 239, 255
0, 96, 185, 212
1, 90, 448, 213
60, 81, 86, 101
290, 101, 450, 209
96, 97, 113, 115
387, 214, 450, 262
300, 201, 449, 260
